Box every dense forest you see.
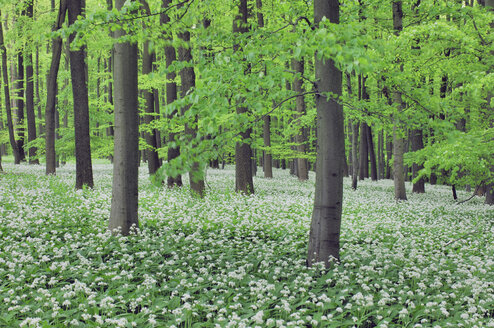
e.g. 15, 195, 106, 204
0, 0, 493, 326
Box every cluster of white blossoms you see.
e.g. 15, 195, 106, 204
0, 163, 493, 327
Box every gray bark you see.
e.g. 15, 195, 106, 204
1, 10, 22, 164
68, 0, 93, 189
392, 0, 407, 201
307, 0, 344, 267
25, 0, 38, 164
109, 0, 139, 235
292, 58, 309, 181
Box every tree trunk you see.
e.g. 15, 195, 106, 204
378, 129, 384, 179
386, 138, 393, 179
263, 115, 273, 178
367, 125, 378, 181
359, 122, 368, 180
234, 0, 254, 194
411, 129, 425, 193
162, 0, 182, 188
67, 0, 93, 189
109, 0, 139, 236
0, 10, 22, 164
307, 0, 344, 267
140, 0, 160, 175
352, 122, 360, 190
178, 30, 205, 197
25, 1, 38, 164
392, 0, 407, 201
16, 49, 26, 162
484, 0, 493, 204
292, 58, 309, 181
35, 46, 43, 137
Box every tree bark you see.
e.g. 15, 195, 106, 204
263, 115, 273, 178
307, 0, 344, 267
411, 129, 425, 193
109, 0, 139, 235
359, 122, 368, 180
16, 48, 26, 162
234, 0, 255, 194
178, 30, 205, 197
25, 0, 38, 164
67, 0, 93, 188
140, 0, 160, 175
162, 0, 182, 188
367, 125, 378, 181
292, 58, 309, 181
0, 10, 22, 164
484, 0, 494, 204
392, 0, 407, 201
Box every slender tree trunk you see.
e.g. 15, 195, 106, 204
307, 0, 344, 267
35, 46, 42, 137
411, 129, 425, 193
234, 0, 254, 194
359, 122, 368, 180
68, 0, 93, 188
0, 10, 21, 164
140, 0, 160, 175
25, 1, 38, 164
44, 1, 66, 174
367, 125, 378, 181
378, 129, 384, 179
109, 0, 139, 235
178, 30, 205, 197
16, 49, 26, 162
292, 58, 309, 181
484, 0, 494, 204
352, 122, 360, 190
162, 0, 182, 187
386, 138, 393, 179
392, 0, 407, 201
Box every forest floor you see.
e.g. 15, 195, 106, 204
0, 163, 493, 327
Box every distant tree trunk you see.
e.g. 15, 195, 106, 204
178, 30, 205, 197
35, 46, 43, 137
109, 0, 139, 236
162, 0, 182, 187
392, 0, 407, 201
411, 129, 425, 193
16, 48, 26, 162
352, 122, 360, 190
307, 0, 344, 267
140, 0, 160, 175
359, 122, 368, 180
0, 10, 22, 164
292, 58, 309, 181
263, 115, 273, 178
367, 125, 378, 181
386, 138, 393, 179
234, 0, 254, 194
378, 129, 384, 179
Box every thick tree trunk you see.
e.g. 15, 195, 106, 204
0, 10, 22, 164
109, 0, 139, 235
392, 0, 407, 201
140, 0, 160, 175
162, 0, 182, 188
411, 129, 425, 193
178, 30, 205, 197
307, 0, 344, 267
234, 0, 255, 194
67, 0, 93, 188
292, 58, 309, 181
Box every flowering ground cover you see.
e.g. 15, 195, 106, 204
0, 163, 493, 328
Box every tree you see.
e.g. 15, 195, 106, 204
109, 0, 139, 235
68, 0, 94, 189
234, 0, 255, 194
162, 0, 182, 188
307, 0, 344, 267
292, 57, 309, 181
140, 0, 160, 175
25, 0, 39, 165
391, 0, 407, 201
44, 0, 67, 175
0, 10, 21, 164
